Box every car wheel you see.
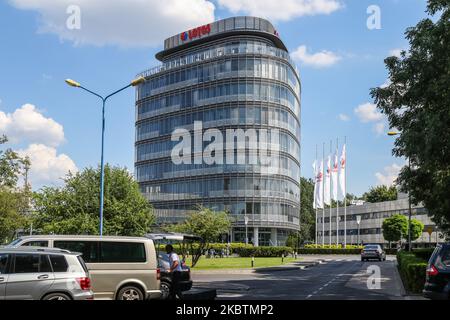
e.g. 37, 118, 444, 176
160, 281, 172, 300
42, 293, 71, 300
117, 286, 144, 301
361, 258, 365, 262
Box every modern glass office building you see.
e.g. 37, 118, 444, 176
135, 17, 301, 246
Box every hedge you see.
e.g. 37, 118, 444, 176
234, 246, 292, 257
412, 248, 435, 262
297, 248, 362, 255
397, 251, 428, 293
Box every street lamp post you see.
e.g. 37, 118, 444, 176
356, 215, 361, 245
65, 77, 145, 236
388, 131, 413, 252
244, 215, 249, 245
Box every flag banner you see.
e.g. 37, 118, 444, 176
312, 160, 317, 209
331, 148, 338, 201
316, 160, 324, 209
339, 144, 346, 198
324, 155, 331, 206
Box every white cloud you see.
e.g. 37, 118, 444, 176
338, 113, 350, 121
17, 144, 78, 188
354, 102, 383, 123
218, 0, 342, 21
0, 104, 64, 147
291, 45, 341, 68
389, 48, 403, 58
9, 0, 215, 47
375, 163, 403, 186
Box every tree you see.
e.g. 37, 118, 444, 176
0, 136, 31, 243
167, 206, 231, 267
299, 177, 315, 242
371, 1, 450, 234
382, 214, 408, 245
32, 165, 155, 236
409, 219, 425, 242
363, 185, 398, 203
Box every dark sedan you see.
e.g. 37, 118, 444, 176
423, 243, 450, 300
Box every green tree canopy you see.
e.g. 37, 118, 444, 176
299, 177, 315, 242
0, 136, 30, 243
382, 214, 408, 243
363, 185, 398, 203
167, 206, 231, 267
371, 0, 450, 233
409, 219, 425, 241
32, 165, 155, 236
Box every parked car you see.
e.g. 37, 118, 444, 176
145, 233, 200, 300
7, 235, 161, 300
0, 247, 93, 300
361, 244, 386, 261
423, 243, 450, 300
158, 253, 193, 299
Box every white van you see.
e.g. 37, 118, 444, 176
8, 235, 161, 300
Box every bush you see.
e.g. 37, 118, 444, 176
397, 251, 427, 293
234, 246, 293, 257
297, 248, 362, 255
412, 248, 435, 262
304, 244, 363, 249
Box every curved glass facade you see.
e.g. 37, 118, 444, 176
135, 16, 301, 246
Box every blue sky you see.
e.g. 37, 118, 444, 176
0, 0, 429, 195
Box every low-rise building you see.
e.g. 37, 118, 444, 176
317, 194, 444, 247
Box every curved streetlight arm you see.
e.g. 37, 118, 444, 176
79, 86, 104, 101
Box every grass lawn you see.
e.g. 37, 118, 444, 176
185, 256, 300, 270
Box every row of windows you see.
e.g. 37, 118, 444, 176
139, 56, 300, 98
143, 39, 298, 79
137, 81, 300, 120
135, 154, 300, 182
318, 228, 382, 236
319, 208, 429, 223
135, 129, 300, 163
140, 176, 300, 202
136, 104, 300, 142
152, 201, 299, 220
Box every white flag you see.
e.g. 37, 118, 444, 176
316, 160, 324, 209
324, 155, 331, 206
312, 160, 317, 209
339, 144, 346, 198
331, 149, 338, 201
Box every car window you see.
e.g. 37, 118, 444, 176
435, 248, 450, 269
13, 254, 52, 273
22, 241, 49, 247
364, 245, 378, 250
54, 241, 99, 263
100, 242, 146, 263
7, 239, 23, 247
49, 255, 69, 272
77, 256, 89, 273
0, 254, 9, 274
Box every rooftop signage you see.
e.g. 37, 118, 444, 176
180, 24, 211, 42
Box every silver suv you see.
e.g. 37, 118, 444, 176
0, 247, 94, 300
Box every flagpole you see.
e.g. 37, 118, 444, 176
344, 136, 347, 247
336, 138, 339, 246
315, 144, 318, 247
322, 142, 325, 246
329, 141, 332, 246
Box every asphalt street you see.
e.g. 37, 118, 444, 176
192, 255, 414, 300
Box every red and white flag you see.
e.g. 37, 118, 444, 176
339, 144, 346, 198
316, 160, 324, 209
331, 149, 339, 201
312, 160, 317, 209
324, 155, 331, 206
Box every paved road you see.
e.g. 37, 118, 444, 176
192, 255, 413, 300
